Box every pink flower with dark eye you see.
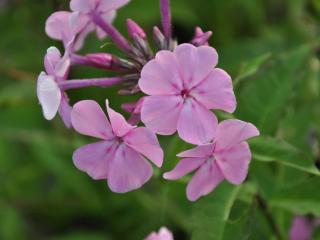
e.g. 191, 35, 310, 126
71, 100, 163, 193
37, 47, 72, 127
145, 227, 174, 240
70, 0, 130, 40
289, 216, 320, 240
139, 43, 236, 145
164, 120, 259, 201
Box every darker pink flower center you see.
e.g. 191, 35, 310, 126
180, 89, 190, 98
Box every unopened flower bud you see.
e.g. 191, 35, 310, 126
153, 26, 167, 50
127, 19, 146, 39
191, 27, 212, 46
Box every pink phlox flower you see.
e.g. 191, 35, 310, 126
164, 119, 259, 201
45, 11, 89, 52
139, 43, 237, 145
289, 216, 320, 240
145, 227, 174, 240
70, 0, 130, 40
37, 47, 72, 127
71, 99, 164, 193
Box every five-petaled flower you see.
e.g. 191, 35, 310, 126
139, 43, 236, 145
70, 0, 130, 40
37, 47, 72, 127
145, 227, 174, 240
71, 100, 164, 193
164, 120, 259, 201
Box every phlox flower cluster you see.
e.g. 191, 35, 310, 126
37, 0, 259, 201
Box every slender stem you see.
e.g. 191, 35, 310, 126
90, 12, 132, 53
59, 77, 122, 90
160, 0, 172, 39
255, 195, 283, 240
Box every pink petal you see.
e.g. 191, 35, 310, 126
105, 100, 135, 137
145, 227, 174, 240
73, 140, 117, 180
186, 161, 224, 201
290, 216, 314, 240
141, 96, 183, 135
177, 99, 217, 145
215, 142, 251, 184
45, 11, 73, 43
123, 127, 164, 167
163, 157, 206, 180
71, 100, 113, 140
177, 144, 215, 158
69, 12, 92, 51
191, 68, 236, 113
108, 144, 153, 193
44, 47, 62, 76
37, 72, 61, 120
139, 51, 183, 95
58, 94, 73, 128
215, 119, 260, 151
70, 0, 96, 13
54, 52, 71, 79
174, 43, 218, 89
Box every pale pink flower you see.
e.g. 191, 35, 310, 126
71, 100, 164, 193
139, 43, 236, 145
289, 216, 320, 240
37, 47, 72, 127
45, 11, 89, 52
145, 227, 174, 240
164, 119, 259, 201
70, 0, 130, 40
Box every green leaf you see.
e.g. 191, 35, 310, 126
233, 52, 271, 87
270, 177, 320, 216
250, 136, 320, 176
191, 183, 240, 240
236, 46, 312, 135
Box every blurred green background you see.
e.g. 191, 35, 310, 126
1, 0, 320, 239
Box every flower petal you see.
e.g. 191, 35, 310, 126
44, 47, 62, 76
215, 119, 260, 150
139, 51, 183, 95
186, 161, 224, 201
123, 127, 164, 167
108, 144, 153, 193
71, 100, 113, 140
105, 100, 135, 137
145, 227, 174, 240
73, 140, 117, 180
163, 157, 206, 180
174, 43, 218, 89
58, 94, 72, 128
141, 96, 183, 135
177, 144, 215, 158
215, 142, 251, 184
37, 72, 61, 120
177, 99, 217, 145
70, 0, 96, 13
192, 68, 236, 113
45, 11, 73, 43
289, 216, 314, 240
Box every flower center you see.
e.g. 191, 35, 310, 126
180, 89, 190, 98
